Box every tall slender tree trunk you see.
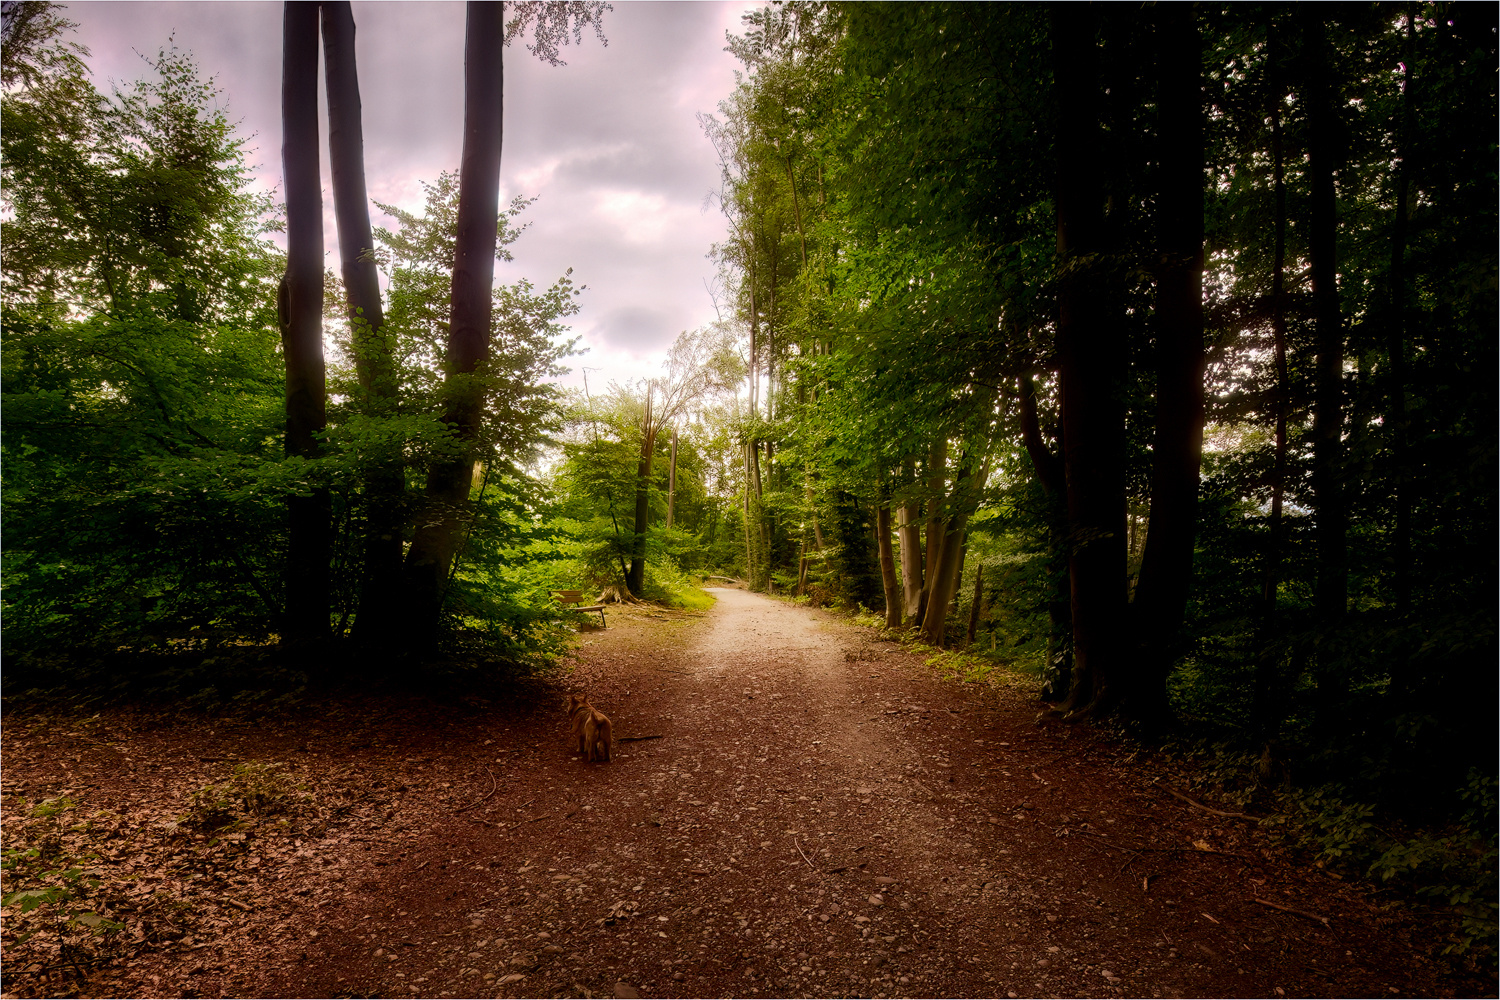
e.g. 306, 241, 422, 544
1019, 373, 1073, 700
666, 426, 678, 530
897, 459, 924, 622
402, 1, 506, 646
921, 503, 970, 648
965, 563, 984, 647
743, 443, 754, 584
279, 0, 329, 643
949, 536, 967, 619
1302, 10, 1349, 720
918, 440, 946, 626
627, 387, 654, 597
1387, 13, 1415, 615
1131, 3, 1204, 726
876, 498, 900, 629
1052, 6, 1128, 717
321, 1, 402, 643
921, 443, 990, 648
1253, 22, 1291, 741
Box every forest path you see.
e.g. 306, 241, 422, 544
2, 590, 1463, 998
252, 588, 1436, 999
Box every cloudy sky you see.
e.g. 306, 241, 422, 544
69, 1, 750, 388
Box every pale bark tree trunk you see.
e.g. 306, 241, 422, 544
897, 460, 924, 623
321, 1, 402, 643
876, 500, 900, 629
279, 0, 329, 643
402, 1, 506, 645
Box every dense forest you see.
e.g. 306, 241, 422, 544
1, 0, 1495, 971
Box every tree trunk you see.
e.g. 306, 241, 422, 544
402, 0, 505, 645
965, 563, 984, 647
743, 443, 754, 585
1253, 21, 1291, 741
1387, 14, 1415, 615
1303, 10, 1349, 720
897, 460, 924, 623
1018, 374, 1065, 495
918, 440, 946, 625
921, 448, 986, 649
627, 386, 654, 597
921, 510, 969, 649
876, 500, 900, 629
1052, 7, 1128, 717
666, 426, 678, 530
1019, 373, 1073, 700
1131, 3, 1204, 727
949, 536, 967, 619
321, 1, 402, 643
279, 0, 329, 643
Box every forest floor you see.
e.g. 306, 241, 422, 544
1, 587, 1489, 1000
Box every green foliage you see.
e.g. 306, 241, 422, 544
182, 760, 305, 832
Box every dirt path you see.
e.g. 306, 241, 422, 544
1, 589, 1475, 998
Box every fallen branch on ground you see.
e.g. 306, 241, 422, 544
617, 735, 664, 742
454, 767, 497, 814
1253, 897, 1330, 926
1165, 787, 1259, 821
793, 838, 817, 871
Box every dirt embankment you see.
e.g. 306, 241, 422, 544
1, 588, 1485, 999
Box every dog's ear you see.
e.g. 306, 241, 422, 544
568, 694, 581, 709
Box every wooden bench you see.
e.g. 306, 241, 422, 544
551, 590, 607, 628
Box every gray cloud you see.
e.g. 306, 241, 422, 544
68, 1, 746, 387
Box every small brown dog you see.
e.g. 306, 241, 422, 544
568, 694, 613, 762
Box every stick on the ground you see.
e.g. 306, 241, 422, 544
1253, 897, 1330, 926
1165, 787, 1257, 821
617, 735, 664, 742
794, 838, 817, 871
454, 767, 498, 814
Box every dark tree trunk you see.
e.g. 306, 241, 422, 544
666, 427, 678, 530
965, 563, 984, 647
1387, 14, 1415, 615
627, 387, 654, 597
876, 499, 901, 629
402, 1, 506, 646
949, 536, 967, 619
279, 0, 329, 643
1302, 11, 1349, 719
1131, 3, 1204, 727
1018, 374, 1065, 495
321, 1, 403, 644
1020, 374, 1073, 700
1252, 21, 1291, 741
1052, 6, 1128, 717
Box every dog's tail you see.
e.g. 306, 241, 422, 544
596, 712, 613, 761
